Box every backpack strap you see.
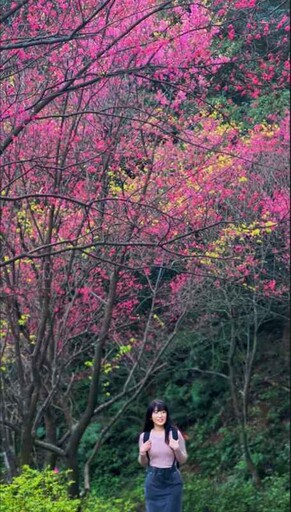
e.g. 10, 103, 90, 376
143, 431, 150, 443
143, 431, 151, 464
170, 427, 180, 469
171, 427, 178, 440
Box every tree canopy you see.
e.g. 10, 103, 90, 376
0, 0, 289, 498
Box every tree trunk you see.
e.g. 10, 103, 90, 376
0, 422, 18, 481
282, 321, 290, 365
0, 379, 18, 480
44, 408, 57, 469
239, 428, 261, 488
65, 269, 119, 497
67, 449, 80, 498
228, 321, 261, 487
20, 423, 34, 466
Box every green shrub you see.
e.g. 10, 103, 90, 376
82, 475, 144, 512
186, 421, 241, 476
0, 466, 80, 512
182, 473, 290, 512
82, 495, 137, 512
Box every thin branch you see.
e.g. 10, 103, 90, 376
191, 367, 229, 380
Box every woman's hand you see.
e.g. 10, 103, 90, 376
140, 440, 151, 455
169, 435, 179, 452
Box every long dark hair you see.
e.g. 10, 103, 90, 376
143, 399, 173, 444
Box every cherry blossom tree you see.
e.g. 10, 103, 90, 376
0, 0, 289, 496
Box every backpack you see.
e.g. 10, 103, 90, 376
143, 427, 180, 467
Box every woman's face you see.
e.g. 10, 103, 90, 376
151, 408, 167, 428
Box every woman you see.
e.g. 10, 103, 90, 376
138, 399, 188, 512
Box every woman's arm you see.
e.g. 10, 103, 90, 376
138, 433, 151, 467
170, 430, 188, 465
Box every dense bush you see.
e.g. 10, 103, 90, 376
0, 466, 289, 512
182, 474, 290, 512
82, 495, 141, 512
0, 466, 80, 512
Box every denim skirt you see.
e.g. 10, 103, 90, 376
145, 466, 183, 512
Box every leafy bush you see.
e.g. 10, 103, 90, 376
182, 474, 290, 512
186, 421, 241, 476
82, 474, 144, 511
82, 495, 138, 512
0, 466, 80, 512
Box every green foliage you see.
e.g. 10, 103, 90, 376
2, 466, 287, 512
82, 490, 143, 512
79, 401, 144, 482
186, 421, 241, 476
182, 474, 290, 512
186, 405, 290, 479
82, 474, 144, 512
153, 330, 229, 427
207, 90, 290, 129
78, 422, 102, 465
0, 466, 80, 512
82, 495, 137, 512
